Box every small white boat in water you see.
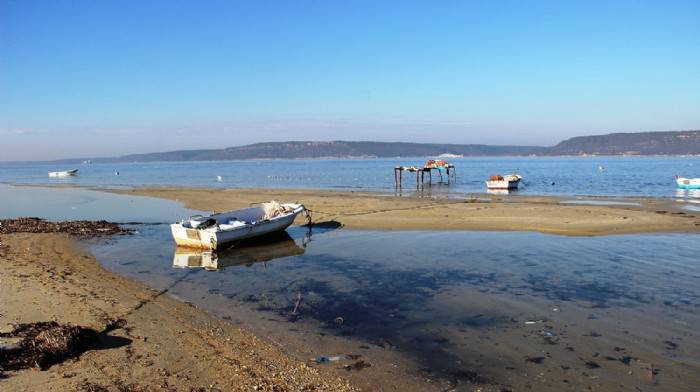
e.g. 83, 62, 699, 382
675, 176, 700, 190
48, 169, 78, 177
170, 201, 306, 249
486, 174, 522, 190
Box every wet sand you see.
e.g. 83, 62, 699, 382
112, 187, 700, 236
0, 233, 356, 391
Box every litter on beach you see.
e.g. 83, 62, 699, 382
315, 355, 347, 363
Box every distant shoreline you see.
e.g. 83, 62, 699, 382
4, 130, 700, 163
4, 153, 700, 165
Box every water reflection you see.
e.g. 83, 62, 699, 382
171, 221, 343, 271
94, 229, 700, 391
675, 188, 700, 200
173, 232, 305, 270
486, 188, 514, 196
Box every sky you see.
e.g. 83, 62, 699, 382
1, 0, 699, 161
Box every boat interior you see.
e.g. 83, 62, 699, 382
183, 206, 268, 228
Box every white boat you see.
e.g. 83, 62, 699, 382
675, 176, 700, 190
48, 169, 78, 177
170, 201, 306, 249
486, 174, 522, 190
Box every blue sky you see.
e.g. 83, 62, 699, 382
1, 0, 699, 160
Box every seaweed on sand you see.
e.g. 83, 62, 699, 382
0, 321, 99, 372
0, 217, 132, 237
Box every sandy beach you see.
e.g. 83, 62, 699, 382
0, 231, 356, 391
112, 187, 700, 236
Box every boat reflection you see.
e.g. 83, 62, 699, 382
487, 188, 517, 196
675, 188, 700, 200
173, 232, 305, 271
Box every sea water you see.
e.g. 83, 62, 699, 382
2, 155, 700, 198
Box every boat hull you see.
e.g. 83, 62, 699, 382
676, 177, 700, 189
171, 205, 304, 249
486, 179, 520, 190
48, 169, 78, 177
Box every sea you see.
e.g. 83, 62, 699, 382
2, 155, 700, 199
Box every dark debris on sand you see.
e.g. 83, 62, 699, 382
0, 237, 7, 256
0, 217, 132, 237
0, 321, 99, 373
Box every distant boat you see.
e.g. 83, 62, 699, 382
48, 169, 78, 177
675, 176, 700, 189
437, 153, 463, 158
170, 201, 306, 249
486, 174, 522, 190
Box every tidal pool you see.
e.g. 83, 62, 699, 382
91, 225, 700, 391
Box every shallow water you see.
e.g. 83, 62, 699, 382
2, 184, 699, 390
0, 183, 196, 223
2, 156, 700, 198
92, 225, 700, 391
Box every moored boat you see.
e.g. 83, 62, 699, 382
48, 169, 78, 177
486, 174, 522, 190
675, 176, 700, 189
170, 201, 306, 249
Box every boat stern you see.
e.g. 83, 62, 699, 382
170, 223, 217, 249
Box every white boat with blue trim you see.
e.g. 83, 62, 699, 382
170, 201, 306, 249
675, 176, 700, 190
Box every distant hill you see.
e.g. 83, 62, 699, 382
76, 141, 543, 163
548, 130, 700, 155
49, 130, 700, 163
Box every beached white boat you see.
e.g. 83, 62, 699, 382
48, 169, 78, 177
675, 176, 700, 190
170, 201, 306, 249
486, 174, 522, 190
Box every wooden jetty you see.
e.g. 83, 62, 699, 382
394, 160, 456, 188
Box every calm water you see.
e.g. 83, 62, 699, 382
3, 185, 699, 390
2, 156, 700, 198
91, 224, 700, 391
0, 183, 196, 222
